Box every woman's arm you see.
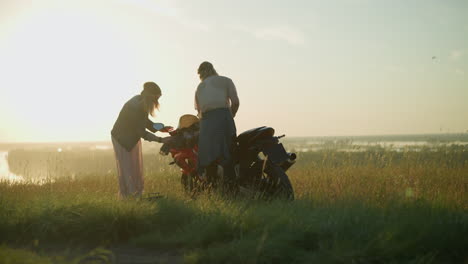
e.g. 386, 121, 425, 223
137, 114, 162, 142
195, 90, 202, 117
146, 118, 157, 133
228, 79, 240, 117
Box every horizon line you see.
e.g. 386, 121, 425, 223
1, 132, 467, 145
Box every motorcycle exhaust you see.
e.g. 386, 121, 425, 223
281, 152, 297, 171
288, 153, 297, 161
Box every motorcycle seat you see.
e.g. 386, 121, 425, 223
237, 126, 275, 146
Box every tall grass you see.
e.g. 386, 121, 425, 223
1, 146, 467, 263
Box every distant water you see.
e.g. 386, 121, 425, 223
0, 151, 54, 184
283, 133, 468, 152
0, 151, 24, 183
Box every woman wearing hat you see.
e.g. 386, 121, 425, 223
195, 62, 240, 190
111, 82, 169, 198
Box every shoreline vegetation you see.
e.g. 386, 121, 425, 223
1, 132, 468, 150
1, 142, 467, 263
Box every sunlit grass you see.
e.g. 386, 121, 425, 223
1, 146, 467, 263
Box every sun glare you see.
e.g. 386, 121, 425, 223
1, 7, 140, 142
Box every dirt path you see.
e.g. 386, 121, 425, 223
36, 244, 184, 264
109, 246, 183, 264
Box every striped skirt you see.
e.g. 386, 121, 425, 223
111, 136, 144, 198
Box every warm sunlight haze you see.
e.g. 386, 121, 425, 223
0, 0, 467, 142
1, 2, 467, 263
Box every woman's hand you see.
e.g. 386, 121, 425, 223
161, 126, 174, 132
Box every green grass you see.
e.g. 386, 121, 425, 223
1, 147, 467, 263
0, 246, 114, 264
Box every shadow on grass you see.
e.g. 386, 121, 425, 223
0, 185, 466, 263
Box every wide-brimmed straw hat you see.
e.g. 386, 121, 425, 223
178, 114, 199, 129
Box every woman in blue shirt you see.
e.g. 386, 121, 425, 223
195, 62, 240, 192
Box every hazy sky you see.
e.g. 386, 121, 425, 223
0, 0, 467, 142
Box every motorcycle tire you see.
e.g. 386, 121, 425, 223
265, 164, 295, 200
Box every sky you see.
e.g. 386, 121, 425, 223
0, 0, 467, 142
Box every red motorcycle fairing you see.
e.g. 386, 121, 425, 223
170, 146, 198, 176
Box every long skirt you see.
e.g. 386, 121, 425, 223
197, 108, 237, 175
111, 136, 144, 198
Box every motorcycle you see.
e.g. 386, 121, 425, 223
154, 114, 296, 200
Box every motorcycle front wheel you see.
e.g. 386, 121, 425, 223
264, 164, 295, 200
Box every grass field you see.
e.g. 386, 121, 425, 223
0, 143, 467, 263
